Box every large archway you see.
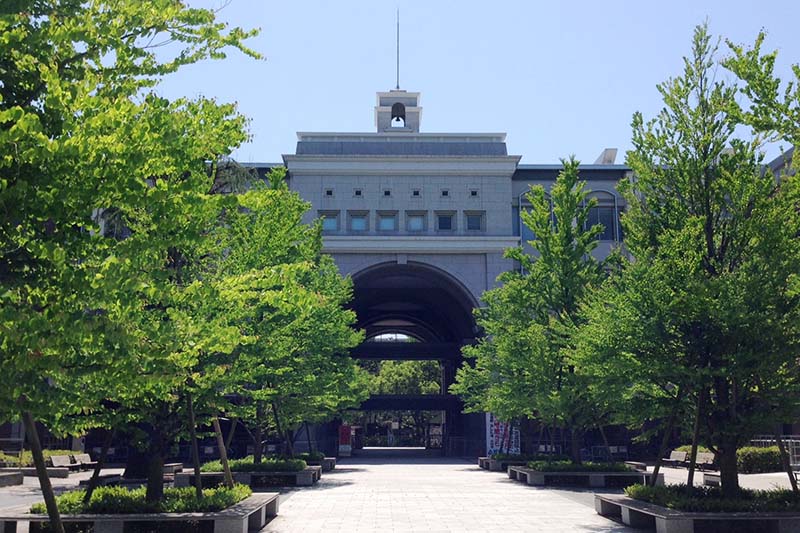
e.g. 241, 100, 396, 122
345, 261, 484, 456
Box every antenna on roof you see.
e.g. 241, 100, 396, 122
395, 8, 400, 90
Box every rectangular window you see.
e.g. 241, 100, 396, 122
319, 210, 339, 232
378, 212, 397, 231
325, 189, 334, 197
470, 189, 479, 197
383, 189, 392, 197
436, 212, 454, 231
465, 212, 484, 231
586, 206, 616, 240
354, 189, 363, 197
441, 189, 450, 198
349, 212, 368, 232
406, 212, 426, 232
412, 189, 421, 197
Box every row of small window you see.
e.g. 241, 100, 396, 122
515, 205, 624, 242
325, 188, 480, 199
320, 210, 485, 233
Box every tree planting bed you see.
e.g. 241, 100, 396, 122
596, 493, 800, 533
508, 466, 663, 488
0, 471, 23, 487
0, 493, 279, 533
175, 467, 321, 488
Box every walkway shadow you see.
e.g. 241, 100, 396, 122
323, 467, 365, 474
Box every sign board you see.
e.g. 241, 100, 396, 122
485, 413, 520, 456
338, 424, 352, 457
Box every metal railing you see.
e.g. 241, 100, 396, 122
750, 435, 800, 465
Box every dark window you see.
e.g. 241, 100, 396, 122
466, 214, 483, 231
586, 206, 616, 240
470, 189, 479, 197
441, 189, 449, 198
437, 214, 453, 231
383, 189, 391, 197
354, 189, 362, 197
325, 189, 334, 197
412, 189, 421, 197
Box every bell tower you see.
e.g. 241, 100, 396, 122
375, 90, 422, 133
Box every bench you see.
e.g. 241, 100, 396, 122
693, 452, 716, 471
703, 472, 720, 487
163, 462, 183, 474
72, 453, 98, 471
508, 465, 664, 488
663, 450, 688, 467
625, 461, 647, 472
0, 493, 279, 533
78, 473, 122, 487
596, 493, 800, 533
48, 455, 81, 473
0, 471, 23, 487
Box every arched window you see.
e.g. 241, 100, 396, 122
391, 102, 406, 128
584, 190, 622, 242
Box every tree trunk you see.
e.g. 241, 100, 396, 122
83, 429, 115, 505
305, 422, 315, 455
212, 417, 234, 488
225, 418, 238, 454
570, 427, 582, 465
253, 403, 264, 463
775, 431, 799, 493
145, 449, 165, 504
271, 402, 293, 458
22, 411, 64, 533
186, 393, 203, 499
718, 436, 740, 497
650, 387, 684, 487
549, 419, 557, 456
686, 389, 705, 493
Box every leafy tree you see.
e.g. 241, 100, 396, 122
577, 24, 800, 497
0, 2, 257, 527
451, 157, 614, 463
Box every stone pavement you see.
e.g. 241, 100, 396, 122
260, 455, 631, 533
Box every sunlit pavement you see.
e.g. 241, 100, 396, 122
261, 454, 632, 533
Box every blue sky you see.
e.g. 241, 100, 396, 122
158, 1, 800, 164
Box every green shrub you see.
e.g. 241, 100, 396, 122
296, 451, 325, 462
675, 444, 711, 453
200, 456, 306, 473
31, 484, 252, 514
625, 483, 800, 512
2, 449, 77, 467
526, 460, 633, 472
0, 452, 19, 466
737, 446, 783, 474
491, 453, 569, 461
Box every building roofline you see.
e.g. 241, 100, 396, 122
516, 163, 631, 171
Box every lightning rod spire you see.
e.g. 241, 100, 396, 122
395, 9, 400, 90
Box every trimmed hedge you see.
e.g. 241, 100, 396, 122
0, 449, 76, 467
737, 446, 783, 474
526, 460, 634, 472
296, 451, 325, 462
201, 456, 306, 473
675, 444, 711, 453
626, 483, 800, 512
31, 484, 252, 514
491, 453, 569, 462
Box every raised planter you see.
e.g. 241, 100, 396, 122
0, 471, 23, 487
703, 472, 721, 487
78, 473, 122, 487
595, 493, 800, 533
508, 466, 663, 488
0, 467, 71, 478
478, 457, 490, 470
175, 466, 322, 489
0, 493, 279, 533
488, 459, 528, 472
307, 457, 336, 472
625, 461, 648, 472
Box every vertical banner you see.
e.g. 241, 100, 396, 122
486, 413, 520, 456
338, 424, 352, 457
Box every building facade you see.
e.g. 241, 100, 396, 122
268, 89, 629, 456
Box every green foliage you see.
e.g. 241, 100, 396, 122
30, 485, 252, 514
0, 450, 75, 467
675, 445, 711, 453
296, 451, 326, 462
451, 156, 614, 461
576, 24, 800, 497
737, 447, 783, 474
625, 484, 800, 512
365, 360, 440, 395
200, 456, 306, 473
526, 461, 633, 472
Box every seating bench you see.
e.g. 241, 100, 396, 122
163, 462, 183, 474
72, 453, 98, 471
508, 466, 664, 488
0, 493, 279, 533
663, 450, 688, 467
48, 455, 81, 472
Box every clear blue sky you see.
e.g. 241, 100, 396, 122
158, 1, 800, 164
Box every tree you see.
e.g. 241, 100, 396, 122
0, 2, 257, 527
451, 157, 615, 463
577, 24, 800, 497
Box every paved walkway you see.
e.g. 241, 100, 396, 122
261, 456, 631, 533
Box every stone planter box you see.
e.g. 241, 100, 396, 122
488, 459, 528, 472
478, 457, 490, 470
0, 493, 279, 533
307, 457, 336, 472
0, 467, 70, 478
175, 466, 321, 489
78, 474, 122, 488
596, 494, 800, 533
0, 471, 23, 487
508, 466, 664, 488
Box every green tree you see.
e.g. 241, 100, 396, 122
0, 2, 257, 527
452, 157, 614, 463
577, 24, 800, 497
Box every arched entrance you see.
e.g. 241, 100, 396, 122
345, 261, 484, 456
